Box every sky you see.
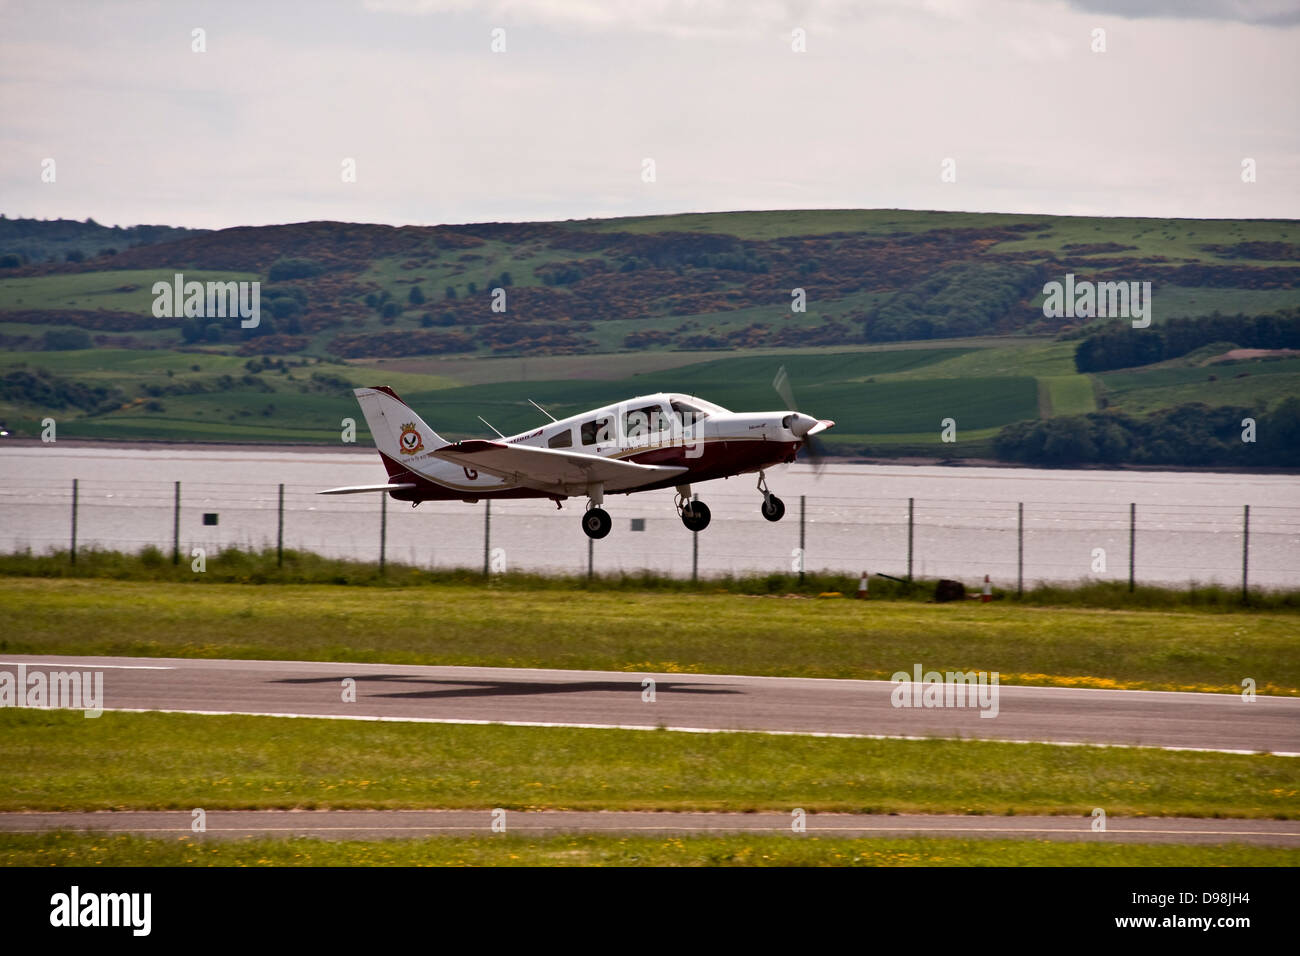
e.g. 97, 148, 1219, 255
1, 0, 1297, 229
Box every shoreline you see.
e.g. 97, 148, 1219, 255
2, 436, 1298, 475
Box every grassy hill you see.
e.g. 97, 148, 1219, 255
1, 209, 1297, 460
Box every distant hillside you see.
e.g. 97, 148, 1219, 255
0, 216, 207, 269
0, 209, 1297, 466
1, 211, 1296, 359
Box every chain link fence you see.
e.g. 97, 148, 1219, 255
3, 476, 1298, 590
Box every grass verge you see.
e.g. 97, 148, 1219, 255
1, 574, 1296, 693
5, 547, 1295, 612
2, 831, 1294, 866
1, 710, 1294, 817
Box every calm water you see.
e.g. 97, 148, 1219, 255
1, 443, 1298, 588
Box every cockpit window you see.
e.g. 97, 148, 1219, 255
624, 404, 667, 438
548, 428, 573, 449
671, 400, 709, 425
580, 417, 613, 445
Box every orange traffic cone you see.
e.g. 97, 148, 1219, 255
856, 571, 869, 599
981, 574, 992, 602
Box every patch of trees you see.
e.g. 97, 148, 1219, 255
235, 335, 309, 356
1200, 242, 1300, 261
860, 262, 1043, 341
180, 311, 281, 344
993, 399, 1300, 467
1061, 243, 1138, 254
267, 258, 325, 281
0, 366, 121, 412
1074, 309, 1300, 372
537, 259, 607, 286
0, 216, 205, 267
7, 309, 174, 332
42, 329, 93, 350
327, 329, 477, 358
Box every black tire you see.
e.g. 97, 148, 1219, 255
582, 507, 612, 539
761, 494, 785, 522
681, 500, 711, 533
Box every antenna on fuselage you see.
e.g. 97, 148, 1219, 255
477, 415, 505, 438
528, 399, 558, 422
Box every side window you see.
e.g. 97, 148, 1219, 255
548, 428, 573, 449
580, 417, 612, 445
624, 404, 664, 438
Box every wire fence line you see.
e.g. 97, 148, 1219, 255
3, 477, 1298, 590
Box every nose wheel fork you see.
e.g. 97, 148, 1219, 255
757, 470, 786, 522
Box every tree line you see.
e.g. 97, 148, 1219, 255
993, 399, 1300, 467
1074, 309, 1300, 373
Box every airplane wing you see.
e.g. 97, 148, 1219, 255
318, 483, 418, 495
429, 439, 686, 493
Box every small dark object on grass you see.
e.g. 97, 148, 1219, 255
934, 579, 966, 603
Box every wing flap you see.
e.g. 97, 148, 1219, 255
430, 439, 684, 492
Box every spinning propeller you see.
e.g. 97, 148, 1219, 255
772, 365, 833, 474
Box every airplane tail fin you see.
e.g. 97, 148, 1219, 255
354, 386, 447, 476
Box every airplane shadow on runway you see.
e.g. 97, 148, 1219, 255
272, 675, 742, 700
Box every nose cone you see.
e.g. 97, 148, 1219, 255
789, 414, 834, 438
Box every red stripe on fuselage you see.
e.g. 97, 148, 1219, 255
377, 440, 802, 502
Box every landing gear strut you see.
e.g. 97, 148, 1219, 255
757, 471, 785, 522
675, 485, 711, 533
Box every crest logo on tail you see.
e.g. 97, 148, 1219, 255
398, 422, 424, 455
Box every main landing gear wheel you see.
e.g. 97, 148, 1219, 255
582, 507, 612, 539
681, 500, 711, 532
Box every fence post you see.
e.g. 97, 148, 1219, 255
1017, 501, 1023, 596
277, 483, 284, 567
799, 494, 806, 585
379, 491, 387, 573
1242, 504, 1250, 603
588, 536, 594, 582
907, 497, 914, 581
1128, 502, 1136, 592
172, 481, 180, 565
70, 478, 78, 565
483, 499, 491, 576
692, 493, 699, 583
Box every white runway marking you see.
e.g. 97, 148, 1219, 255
0, 661, 175, 670
93, 706, 1300, 757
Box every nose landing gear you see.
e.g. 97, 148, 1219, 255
757, 471, 785, 522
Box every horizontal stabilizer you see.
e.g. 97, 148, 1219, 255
317, 483, 418, 495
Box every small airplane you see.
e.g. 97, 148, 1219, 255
319, 379, 834, 539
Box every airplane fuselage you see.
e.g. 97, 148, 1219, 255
382, 392, 803, 503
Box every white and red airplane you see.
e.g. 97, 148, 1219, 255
320, 382, 833, 539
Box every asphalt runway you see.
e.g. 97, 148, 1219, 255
2, 654, 1297, 754
3, 810, 1297, 845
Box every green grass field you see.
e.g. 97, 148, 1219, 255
0, 269, 261, 313
1098, 358, 1300, 416
3, 831, 1292, 867
4, 332, 1296, 450
1040, 375, 1098, 416
2, 710, 1294, 817
568, 210, 1298, 263
2, 576, 1295, 693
